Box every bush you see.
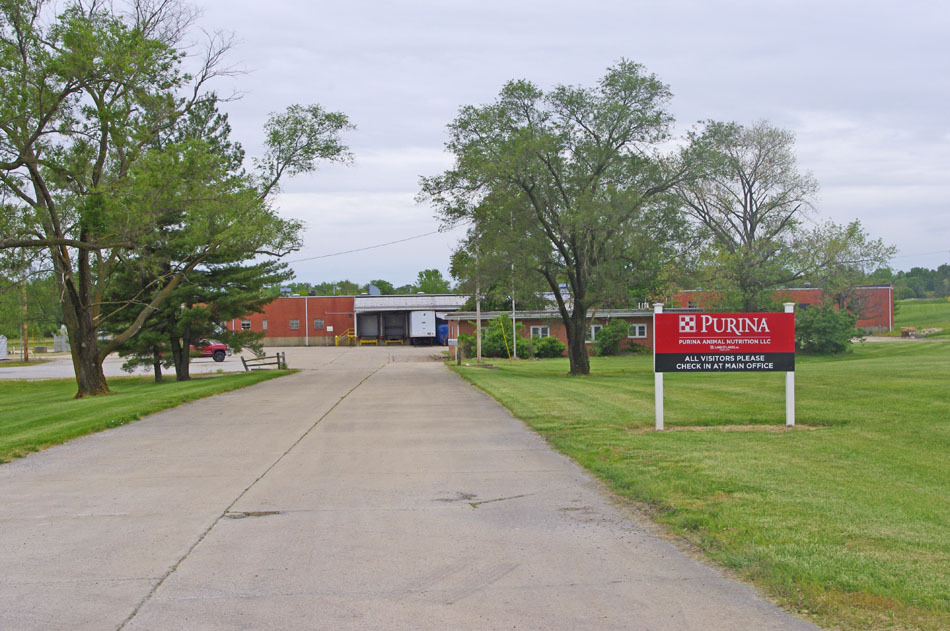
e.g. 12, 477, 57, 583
458, 333, 475, 359
534, 336, 566, 358
796, 305, 859, 354
594, 320, 629, 356
474, 314, 530, 359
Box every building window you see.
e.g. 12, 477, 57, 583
313, 318, 325, 330
241, 320, 251, 331
289, 319, 300, 330
799, 303, 810, 311
530, 325, 550, 339
262, 320, 267, 331
587, 324, 603, 343
628, 324, 647, 338
687, 300, 697, 309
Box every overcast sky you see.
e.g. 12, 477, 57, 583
195, 0, 949, 287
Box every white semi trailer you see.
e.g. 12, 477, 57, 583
409, 310, 436, 344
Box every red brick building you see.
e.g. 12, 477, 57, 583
670, 285, 894, 333
228, 294, 468, 346
230, 283, 893, 350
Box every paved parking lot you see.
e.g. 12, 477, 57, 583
0, 352, 247, 380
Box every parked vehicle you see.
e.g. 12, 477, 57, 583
190, 340, 231, 362
409, 310, 436, 345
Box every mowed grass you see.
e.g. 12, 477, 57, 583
0, 371, 292, 463
454, 342, 950, 631
892, 299, 950, 337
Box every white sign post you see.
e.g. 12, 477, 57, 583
653, 303, 664, 431
784, 302, 795, 427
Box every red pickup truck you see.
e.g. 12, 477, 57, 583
190, 340, 231, 362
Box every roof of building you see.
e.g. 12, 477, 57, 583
445, 307, 696, 320
353, 294, 470, 313
677, 284, 893, 293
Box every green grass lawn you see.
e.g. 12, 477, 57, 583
891, 299, 950, 337
454, 342, 950, 631
0, 371, 292, 463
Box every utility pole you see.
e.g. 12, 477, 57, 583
511, 261, 517, 360
509, 210, 517, 360
475, 267, 482, 362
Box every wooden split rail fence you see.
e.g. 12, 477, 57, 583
241, 352, 287, 372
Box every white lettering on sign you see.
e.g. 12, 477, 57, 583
697, 315, 771, 335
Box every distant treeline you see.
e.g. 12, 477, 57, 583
867, 265, 950, 299
269, 269, 452, 298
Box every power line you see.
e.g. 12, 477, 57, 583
891, 249, 949, 260
282, 230, 944, 266
284, 229, 450, 264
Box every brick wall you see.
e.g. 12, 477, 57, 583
671, 285, 894, 332
229, 296, 356, 345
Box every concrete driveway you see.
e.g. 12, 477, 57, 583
0, 346, 815, 630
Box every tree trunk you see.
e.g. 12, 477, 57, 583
152, 347, 163, 383
170, 333, 191, 381
71, 319, 109, 398
56, 279, 109, 398
566, 311, 591, 375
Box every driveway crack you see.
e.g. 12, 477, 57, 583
115, 363, 385, 630
469, 493, 534, 509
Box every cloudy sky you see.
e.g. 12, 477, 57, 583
196, 0, 949, 287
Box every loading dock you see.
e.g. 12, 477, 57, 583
353, 294, 468, 345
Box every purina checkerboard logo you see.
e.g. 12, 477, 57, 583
679, 315, 697, 333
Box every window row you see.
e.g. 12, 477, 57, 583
240, 318, 326, 331
527, 323, 648, 342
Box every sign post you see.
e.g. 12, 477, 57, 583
654, 303, 664, 431
653, 304, 796, 431
784, 302, 795, 427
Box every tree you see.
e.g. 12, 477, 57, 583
366, 279, 396, 294
98, 96, 336, 382
0, 266, 63, 340
675, 121, 820, 311
448, 195, 552, 313
106, 260, 292, 381
414, 268, 451, 294
799, 220, 895, 313
421, 61, 691, 375
0, 1, 352, 396
677, 121, 894, 312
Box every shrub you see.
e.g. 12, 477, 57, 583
534, 336, 566, 358
594, 320, 630, 356
476, 314, 530, 359
458, 333, 475, 359
626, 342, 649, 354
796, 305, 859, 354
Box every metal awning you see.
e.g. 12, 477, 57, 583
353, 294, 469, 313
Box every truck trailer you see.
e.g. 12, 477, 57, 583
409, 310, 436, 344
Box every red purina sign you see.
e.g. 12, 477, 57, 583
654, 312, 795, 372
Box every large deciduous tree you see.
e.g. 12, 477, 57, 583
0, 0, 352, 396
676, 120, 893, 311
421, 61, 691, 375
676, 121, 819, 310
